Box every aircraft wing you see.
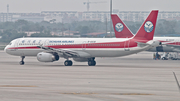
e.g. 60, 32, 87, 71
136, 42, 149, 47
165, 44, 180, 48
37, 45, 91, 58
160, 41, 180, 52
161, 41, 180, 47
164, 44, 180, 52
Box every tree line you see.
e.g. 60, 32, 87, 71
0, 19, 180, 42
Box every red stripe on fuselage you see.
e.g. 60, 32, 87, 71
8, 46, 39, 49
158, 40, 180, 45
7, 41, 140, 50
166, 42, 180, 45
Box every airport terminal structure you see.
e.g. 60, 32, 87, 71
1, 6, 180, 23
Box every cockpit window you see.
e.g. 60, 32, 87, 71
8, 42, 12, 45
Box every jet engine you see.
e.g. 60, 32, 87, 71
37, 52, 59, 62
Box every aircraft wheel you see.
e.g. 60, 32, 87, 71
93, 61, 96, 66
19, 61, 25, 65
88, 60, 96, 66
68, 60, 73, 66
19, 56, 25, 65
64, 60, 73, 66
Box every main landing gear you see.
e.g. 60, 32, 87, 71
64, 60, 73, 66
88, 57, 96, 66
19, 56, 25, 65
64, 57, 96, 66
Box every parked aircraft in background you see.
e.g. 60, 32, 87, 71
4, 10, 159, 66
111, 13, 180, 53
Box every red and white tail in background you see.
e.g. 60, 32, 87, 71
112, 10, 158, 41
111, 14, 134, 38
133, 10, 158, 40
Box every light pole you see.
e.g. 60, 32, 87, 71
110, 0, 112, 37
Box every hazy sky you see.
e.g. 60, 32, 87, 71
0, 0, 179, 13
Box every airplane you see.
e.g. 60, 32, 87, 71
4, 10, 159, 66
111, 13, 180, 53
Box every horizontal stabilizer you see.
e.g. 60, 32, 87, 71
136, 40, 160, 47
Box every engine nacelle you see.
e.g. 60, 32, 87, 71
37, 52, 59, 62
73, 58, 88, 62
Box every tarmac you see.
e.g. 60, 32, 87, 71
0, 51, 180, 101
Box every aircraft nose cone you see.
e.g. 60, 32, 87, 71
4, 46, 8, 53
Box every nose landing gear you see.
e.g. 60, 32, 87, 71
19, 56, 25, 65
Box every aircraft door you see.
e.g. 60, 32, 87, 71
176, 39, 179, 45
124, 40, 130, 51
82, 41, 86, 50
14, 39, 20, 51
43, 40, 49, 46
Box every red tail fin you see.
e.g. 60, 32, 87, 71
111, 14, 134, 38
133, 10, 158, 40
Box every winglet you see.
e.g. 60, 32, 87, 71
111, 14, 134, 38
133, 10, 158, 41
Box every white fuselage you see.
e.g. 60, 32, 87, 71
148, 37, 180, 52
4, 37, 153, 58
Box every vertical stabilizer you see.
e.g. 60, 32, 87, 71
133, 10, 158, 40
111, 14, 134, 38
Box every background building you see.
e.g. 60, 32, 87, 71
41, 10, 180, 23
1, 10, 180, 23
